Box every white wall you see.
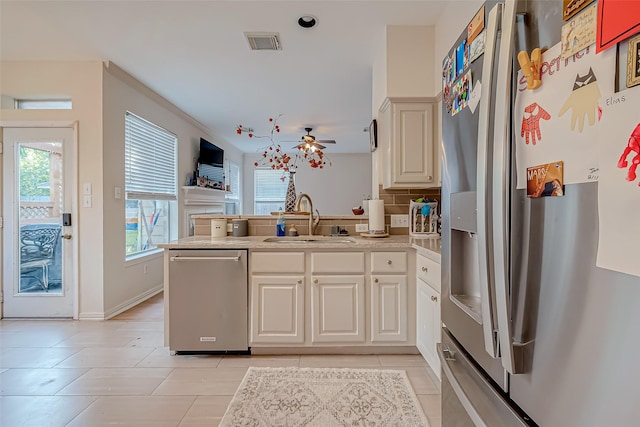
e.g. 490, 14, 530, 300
387, 25, 435, 98
243, 153, 372, 216
0, 60, 244, 319
1, 61, 105, 318
433, 1, 484, 95
101, 63, 243, 317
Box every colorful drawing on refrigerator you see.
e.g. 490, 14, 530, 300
558, 67, 602, 132
596, 86, 640, 277
514, 41, 616, 189
526, 161, 564, 198
451, 70, 472, 116
521, 102, 551, 145
617, 122, 640, 183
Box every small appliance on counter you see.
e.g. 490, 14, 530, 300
210, 219, 227, 237
232, 219, 248, 237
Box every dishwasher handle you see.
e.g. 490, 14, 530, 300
170, 255, 241, 262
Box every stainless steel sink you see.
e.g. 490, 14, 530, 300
262, 236, 356, 244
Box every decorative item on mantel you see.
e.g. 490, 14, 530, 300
237, 114, 332, 212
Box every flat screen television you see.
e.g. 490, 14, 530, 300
198, 138, 224, 167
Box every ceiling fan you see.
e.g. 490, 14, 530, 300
294, 127, 336, 152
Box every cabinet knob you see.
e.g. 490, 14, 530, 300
297, 280, 302, 284
431, 295, 438, 302
374, 278, 379, 283
421, 266, 428, 272
387, 260, 392, 265
313, 278, 318, 284
428, 175, 433, 181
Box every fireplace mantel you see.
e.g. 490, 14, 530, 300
181, 186, 226, 206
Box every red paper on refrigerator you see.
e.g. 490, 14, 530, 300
596, 0, 640, 53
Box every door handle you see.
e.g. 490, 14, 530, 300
62, 234, 72, 240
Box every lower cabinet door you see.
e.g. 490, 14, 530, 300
251, 275, 305, 344
371, 274, 408, 342
417, 278, 441, 378
311, 275, 365, 343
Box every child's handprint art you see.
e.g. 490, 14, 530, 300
617, 123, 640, 185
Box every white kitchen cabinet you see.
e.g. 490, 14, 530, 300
310, 251, 366, 343
250, 252, 306, 345
311, 275, 365, 343
371, 274, 407, 342
416, 253, 441, 378
251, 275, 305, 344
370, 251, 408, 343
379, 97, 439, 189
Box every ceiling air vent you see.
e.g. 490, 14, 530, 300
244, 32, 282, 51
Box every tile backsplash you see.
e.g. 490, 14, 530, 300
192, 185, 440, 237
377, 185, 441, 235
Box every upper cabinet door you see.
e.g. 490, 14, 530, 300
379, 97, 438, 189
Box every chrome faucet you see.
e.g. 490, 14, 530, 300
294, 193, 319, 235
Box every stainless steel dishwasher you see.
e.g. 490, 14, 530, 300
168, 249, 248, 353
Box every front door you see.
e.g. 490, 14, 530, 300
2, 127, 76, 317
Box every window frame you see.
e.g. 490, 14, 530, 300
124, 111, 177, 259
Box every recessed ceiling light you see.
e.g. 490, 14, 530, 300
298, 15, 317, 29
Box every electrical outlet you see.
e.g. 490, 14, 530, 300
391, 214, 409, 228
143, 264, 149, 274
83, 195, 92, 208
355, 223, 369, 232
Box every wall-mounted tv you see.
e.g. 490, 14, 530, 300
198, 138, 224, 167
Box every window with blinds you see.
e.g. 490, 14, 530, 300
225, 161, 241, 214
254, 169, 287, 215
124, 112, 177, 258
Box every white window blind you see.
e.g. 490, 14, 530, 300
254, 169, 287, 201
254, 169, 288, 214
226, 161, 240, 200
125, 112, 177, 200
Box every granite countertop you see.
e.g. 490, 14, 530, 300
160, 234, 441, 259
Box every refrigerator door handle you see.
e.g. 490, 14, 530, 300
476, 2, 502, 359
492, 0, 518, 374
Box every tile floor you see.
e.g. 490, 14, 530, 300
0, 293, 441, 426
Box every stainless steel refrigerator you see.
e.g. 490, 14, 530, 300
439, 1, 640, 425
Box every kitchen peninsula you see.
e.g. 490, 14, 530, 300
159, 232, 441, 374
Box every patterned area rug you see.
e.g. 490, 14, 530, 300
219, 366, 429, 426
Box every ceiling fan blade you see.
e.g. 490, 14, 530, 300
315, 139, 336, 144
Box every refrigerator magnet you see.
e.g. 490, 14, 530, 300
527, 161, 564, 198
467, 5, 485, 43
563, 0, 594, 21
455, 40, 466, 77
560, 3, 597, 59
469, 30, 486, 63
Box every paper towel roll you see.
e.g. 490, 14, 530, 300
368, 199, 385, 232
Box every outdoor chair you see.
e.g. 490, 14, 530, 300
19, 224, 62, 291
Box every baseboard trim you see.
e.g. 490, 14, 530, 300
251, 346, 420, 355
104, 285, 163, 320
78, 312, 107, 321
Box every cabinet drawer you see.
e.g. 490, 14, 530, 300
371, 252, 407, 274
311, 252, 364, 274
251, 252, 305, 273
417, 254, 440, 292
